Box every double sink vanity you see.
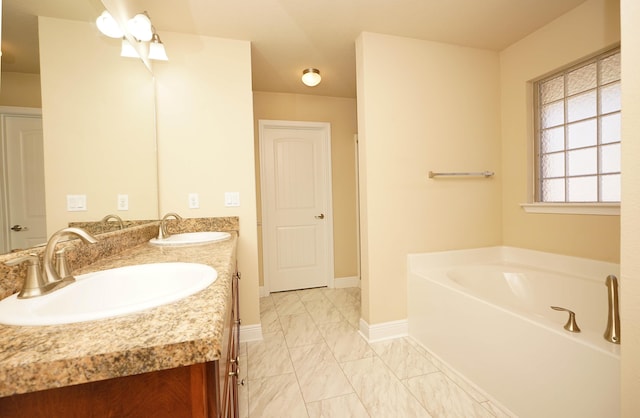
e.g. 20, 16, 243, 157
0, 216, 240, 417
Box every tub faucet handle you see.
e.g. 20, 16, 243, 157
550, 306, 581, 333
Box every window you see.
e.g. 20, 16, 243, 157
534, 48, 621, 203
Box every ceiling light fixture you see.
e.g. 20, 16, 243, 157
96, 11, 124, 39
301, 68, 321, 87
127, 12, 153, 42
148, 33, 168, 61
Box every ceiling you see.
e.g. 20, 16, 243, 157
2, 0, 588, 98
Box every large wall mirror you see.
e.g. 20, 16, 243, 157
0, 0, 158, 254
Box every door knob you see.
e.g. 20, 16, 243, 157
10, 225, 29, 232
315, 213, 325, 219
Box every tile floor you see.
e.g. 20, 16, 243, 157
237, 287, 513, 418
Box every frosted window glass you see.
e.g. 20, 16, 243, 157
600, 143, 621, 173
541, 127, 564, 153
568, 176, 597, 202
567, 148, 597, 176
601, 113, 621, 144
542, 178, 565, 202
600, 82, 621, 114
535, 48, 620, 203
600, 53, 620, 85
601, 174, 621, 202
541, 101, 564, 128
542, 153, 565, 178
567, 63, 596, 95
541, 76, 564, 104
567, 119, 596, 149
567, 90, 596, 122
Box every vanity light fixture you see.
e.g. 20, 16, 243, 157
148, 33, 168, 61
96, 11, 124, 39
301, 68, 321, 87
120, 37, 139, 58
127, 12, 153, 42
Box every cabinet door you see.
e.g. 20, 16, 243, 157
221, 272, 240, 417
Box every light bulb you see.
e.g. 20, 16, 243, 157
301, 68, 321, 87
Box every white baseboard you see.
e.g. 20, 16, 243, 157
259, 286, 270, 298
334, 276, 360, 288
240, 323, 263, 343
359, 318, 408, 343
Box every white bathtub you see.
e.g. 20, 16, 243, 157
408, 246, 620, 418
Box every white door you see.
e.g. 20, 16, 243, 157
4, 115, 47, 250
260, 120, 334, 292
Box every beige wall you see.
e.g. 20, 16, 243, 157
39, 17, 158, 232
500, 0, 621, 262
0, 72, 41, 108
252, 92, 359, 286
356, 32, 502, 324
154, 32, 260, 325
620, 0, 640, 414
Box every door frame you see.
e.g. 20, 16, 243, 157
258, 119, 335, 294
0, 106, 43, 254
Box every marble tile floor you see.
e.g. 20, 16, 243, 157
238, 287, 513, 418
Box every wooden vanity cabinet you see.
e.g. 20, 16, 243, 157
0, 273, 241, 418
220, 271, 241, 417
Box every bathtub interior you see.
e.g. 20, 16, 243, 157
407, 246, 621, 418
445, 263, 609, 336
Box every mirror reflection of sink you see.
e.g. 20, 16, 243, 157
0, 262, 217, 326
149, 231, 231, 247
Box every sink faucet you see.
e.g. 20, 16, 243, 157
604, 274, 621, 344
4, 227, 98, 298
42, 227, 98, 289
158, 212, 183, 240
101, 214, 124, 230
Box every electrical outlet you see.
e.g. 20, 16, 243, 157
117, 194, 129, 211
188, 193, 200, 209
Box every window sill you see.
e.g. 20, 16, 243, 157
520, 203, 620, 216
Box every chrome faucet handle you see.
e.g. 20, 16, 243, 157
551, 306, 581, 333
5, 254, 53, 299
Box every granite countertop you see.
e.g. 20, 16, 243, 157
0, 234, 237, 398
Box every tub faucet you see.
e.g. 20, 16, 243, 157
158, 212, 183, 240
604, 274, 620, 344
101, 214, 124, 230
550, 306, 581, 333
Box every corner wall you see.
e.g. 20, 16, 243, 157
355, 32, 502, 324
153, 32, 260, 326
620, 0, 640, 414
499, 0, 621, 262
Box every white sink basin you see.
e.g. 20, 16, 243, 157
0, 262, 217, 326
149, 231, 231, 247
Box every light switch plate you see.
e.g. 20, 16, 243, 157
224, 192, 240, 207
67, 194, 87, 211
